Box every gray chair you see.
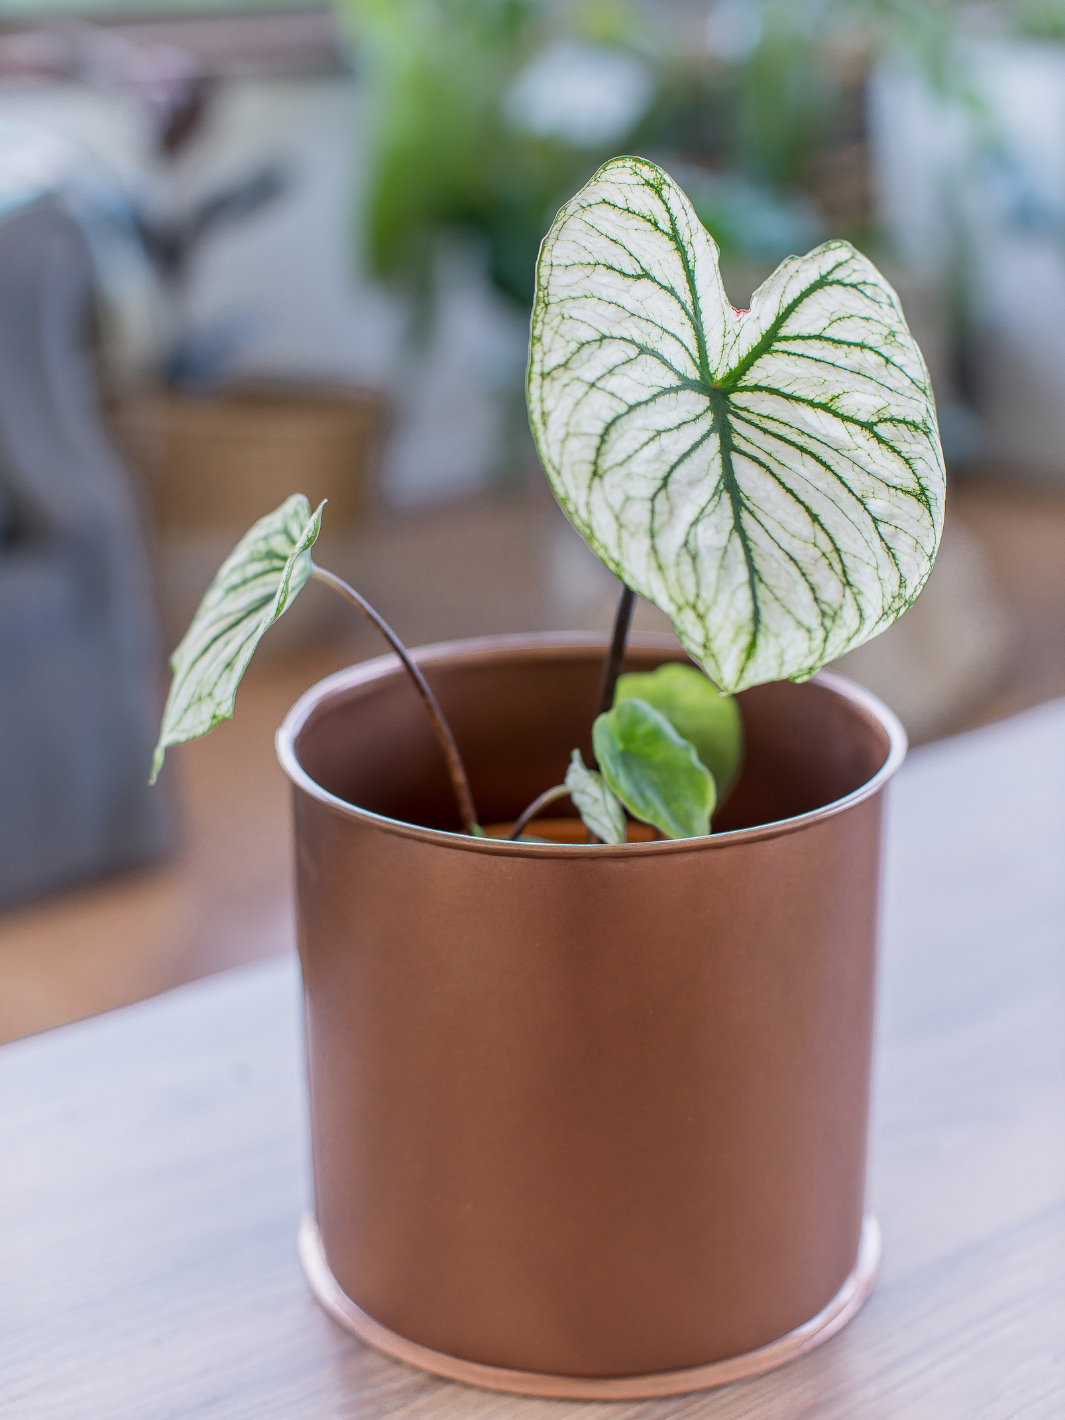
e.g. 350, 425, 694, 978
0, 199, 171, 906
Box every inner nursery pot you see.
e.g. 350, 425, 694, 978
276, 632, 906, 1400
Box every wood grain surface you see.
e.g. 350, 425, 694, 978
2, 700, 1063, 1419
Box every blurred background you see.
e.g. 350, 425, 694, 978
1, 0, 1062, 1041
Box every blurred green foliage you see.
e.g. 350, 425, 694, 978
718, 0, 965, 187
334, 0, 1013, 315
335, 0, 645, 308
1013, 0, 1065, 38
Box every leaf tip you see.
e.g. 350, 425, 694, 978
149, 742, 165, 786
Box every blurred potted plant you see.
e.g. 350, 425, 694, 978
151, 157, 943, 1396
81, 27, 389, 534
335, 0, 658, 498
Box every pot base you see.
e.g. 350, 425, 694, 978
298, 1213, 880, 1400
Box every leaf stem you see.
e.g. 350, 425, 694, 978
585, 582, 637, 845
310, 563, 480, 835
596, 583, 637, 717
507, 784, 571, 841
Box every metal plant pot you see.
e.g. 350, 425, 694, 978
276, 633, 905, 1400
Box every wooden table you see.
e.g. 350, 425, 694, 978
4, 702, 1064, 1419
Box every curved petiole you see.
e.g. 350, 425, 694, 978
311, 563, 480, 835
507, 784, 573, 841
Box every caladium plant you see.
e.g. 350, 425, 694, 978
151, 156, 944, 846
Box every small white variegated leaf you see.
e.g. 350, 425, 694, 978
528, 155, 946, 692
565, 750, 626, 844
151, 495, 324, 781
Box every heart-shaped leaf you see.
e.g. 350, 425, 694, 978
528, 155, 946, 692
565, 749, 626, 844
151, 495, 324, 782
593, 699, 715, 840
615, 662, 743, 802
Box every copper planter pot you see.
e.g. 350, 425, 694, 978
276, 633, 905, 1399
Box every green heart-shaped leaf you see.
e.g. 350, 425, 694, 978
151, 495, 324, 782
564, 749, 626, 844
615, 662, 743, 802
593, 699, 715, 840
528, 155, 946, 693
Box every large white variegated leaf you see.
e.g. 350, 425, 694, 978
151, 495, 324, 781
528, 155, 946, 692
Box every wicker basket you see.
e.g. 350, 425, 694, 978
110, 384, 390, 534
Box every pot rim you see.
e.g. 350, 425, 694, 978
275, 631, 907, 858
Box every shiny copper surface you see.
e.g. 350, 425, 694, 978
277, 633, 905, 1382
298, 1213, 882, 1399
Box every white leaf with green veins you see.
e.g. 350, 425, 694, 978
150, 495, 324, 782
564, 750, 626, 844
528, 155, 946, 693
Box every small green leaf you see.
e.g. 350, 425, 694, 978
151, 495, 325, 782
592, 699, 716, 840
615, 663, 744, 803
565, 750, 626, 845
